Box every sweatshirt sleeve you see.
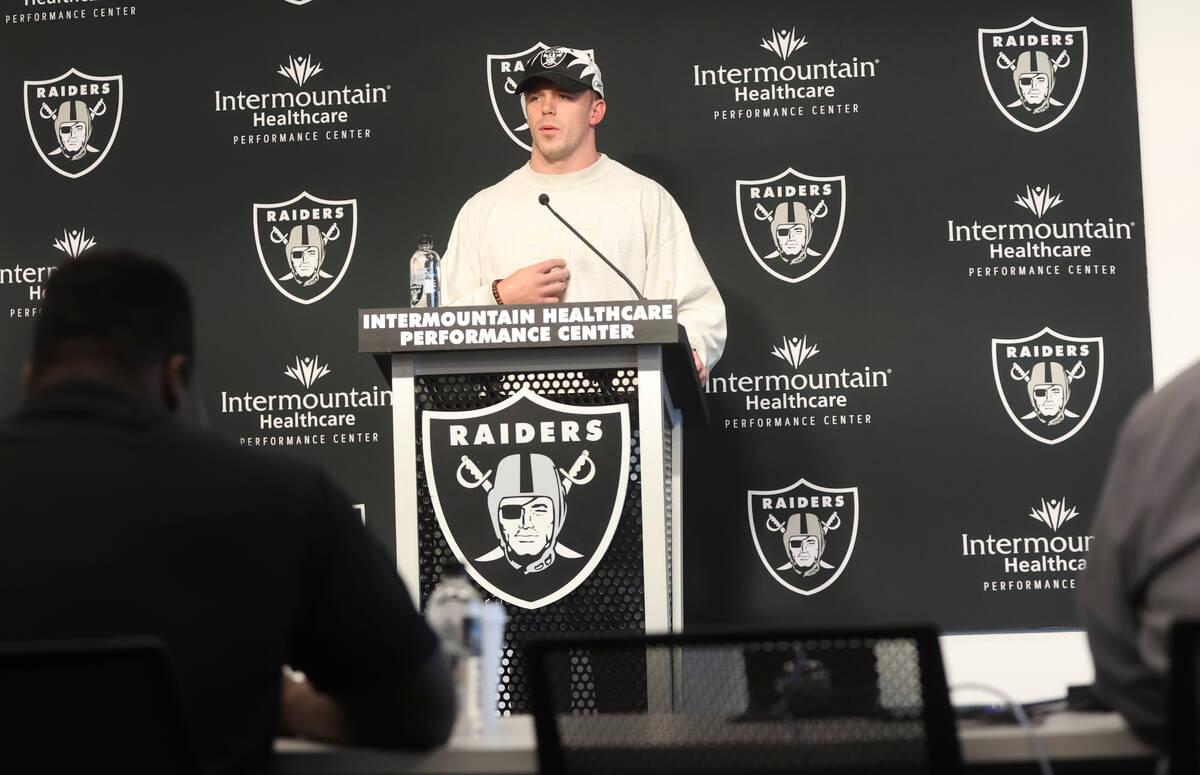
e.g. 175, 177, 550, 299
642, 188, 727, 374
441, 196, 499, 307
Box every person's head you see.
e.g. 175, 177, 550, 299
25, 252, 193, 411
486, 453, 566, 570
770, 202, 813, 261
1027, 361, 1070, 424
284, 225, 326, 286
54, 100, 92, 157
517, 46, 606, 173
783, 513, 825, 577
1013, 50, 1055, 109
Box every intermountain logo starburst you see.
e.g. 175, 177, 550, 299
771, 335, 820, 370
52, 228, 96, 258
760, 28, 808, 61
277, 55, 324, 87
1029, 497, 1078, 532
1014, 185, 1062, 219
284, 356, 331, 389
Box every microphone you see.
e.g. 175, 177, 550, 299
538, 194, 646, 301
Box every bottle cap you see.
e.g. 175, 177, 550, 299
418, 234, 434, 248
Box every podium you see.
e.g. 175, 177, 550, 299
360, 299, 705, 714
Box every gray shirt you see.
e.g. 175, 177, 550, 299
1079, 359, 1200, 749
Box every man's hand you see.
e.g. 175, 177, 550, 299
693, 350, 707, 386
495, 259, 569, 304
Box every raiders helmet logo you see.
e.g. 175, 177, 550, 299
423, 387, 630, 609
978, 17, 1088, 133
992, 326, 1104, 445
24, 69, 123, 179
736, 169, 846, 284
748, 478, 859, 596
252, 191, 357, 305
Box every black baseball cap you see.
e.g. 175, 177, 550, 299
516, 45, 605, 99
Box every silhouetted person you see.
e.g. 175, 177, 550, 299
0, 253, 454, 774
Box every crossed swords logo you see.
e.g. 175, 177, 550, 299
753, 199, 828, 260
38, 99, 105, 156
502, 76, 529, 132
455, 450, 596, 564
1010, 359, 1085, 421
764, 511, 841, 572
995, 49, 1071, 108
269, 222, 340, 282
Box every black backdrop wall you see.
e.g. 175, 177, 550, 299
0, 0, 1150, 632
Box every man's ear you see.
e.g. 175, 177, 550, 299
589, 97, 606, 127
163, 354, 189, 412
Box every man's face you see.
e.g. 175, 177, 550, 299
1019, 73, 1051, 106
498, 495, 556, 558
59, 121, 88, 153
289, 244, 322, 279
776, 223, 808, 258
789, 535, 820, 568
1032, 382, 1066, 418
524, 80, 602, 167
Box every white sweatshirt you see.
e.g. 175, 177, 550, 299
441, 155, 727, 372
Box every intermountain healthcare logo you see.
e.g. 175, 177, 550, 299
992, 327, 1103, 445
422, 388, 630, 609
961, 497, 1093, 593
736, 169, 846, 283
692, 29, 879, 122
486, 42, 598, 151
978, 17, 1088, 133
3, 228, 98, 319
707, 333, 891, 429
252, 191, 357, 305
24, 68, 122, 178
748, 478, 859, 596
213, 56, 389, 146
219, 354, 390, 447
948, 184, 1134, 279
53, 227, 97, 258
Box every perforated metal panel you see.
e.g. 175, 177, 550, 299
415, 369, 644, 715
529, 630, 963, 775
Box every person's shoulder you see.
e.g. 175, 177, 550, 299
604, 157, 666, 192
165, 422, 335, 491
462, 165, 531, 207
1124, 359, 1200, 438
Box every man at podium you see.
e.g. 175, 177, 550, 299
441, 45, 726, 382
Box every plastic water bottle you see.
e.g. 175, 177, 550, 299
426, 561, 483, 735
409, 235, 440, 308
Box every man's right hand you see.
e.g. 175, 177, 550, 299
495, 259, 569, 304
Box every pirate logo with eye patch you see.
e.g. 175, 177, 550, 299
423, 388, 630, 609
252, 191, 357, 305
978, 17, 1088, 133
736, 169, 846, 284
992, 326, 1104, 445
25, 69, 123, 179
749, 478, 859, 596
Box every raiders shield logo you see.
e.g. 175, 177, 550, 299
749, 479, 859, 596
252, 191, 357, 305
24, 69, 123, 179
487, 43, 597, 151
978, 17, 1088, 133
992, 326, 1104, 445
423, 387, 630, 609
736, 169, 846, 284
